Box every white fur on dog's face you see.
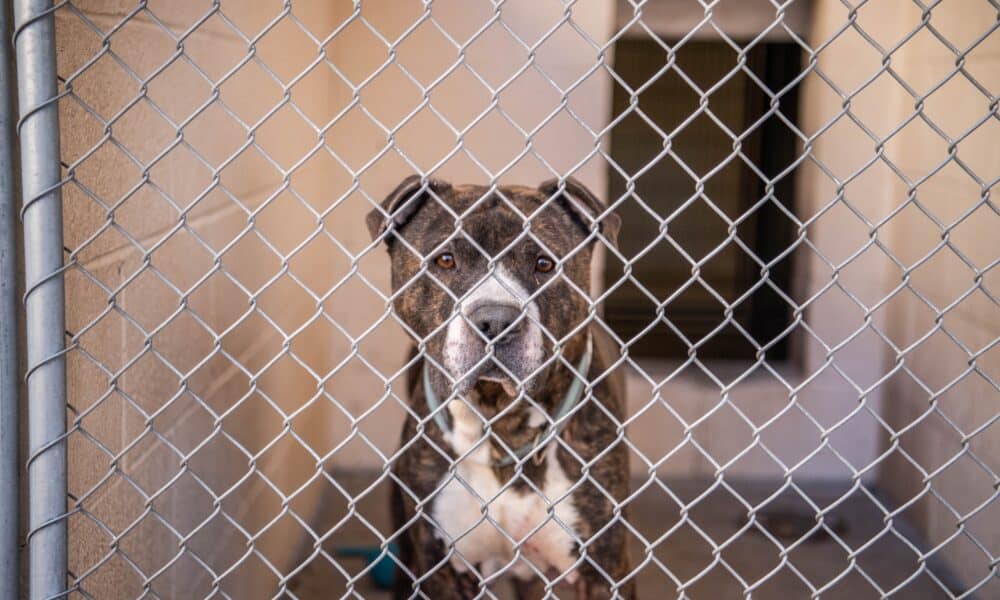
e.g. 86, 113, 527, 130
443, 264, 545, 395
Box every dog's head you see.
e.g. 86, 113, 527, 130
367, 176, 620, 402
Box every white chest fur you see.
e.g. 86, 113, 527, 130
430, 399, 581, 583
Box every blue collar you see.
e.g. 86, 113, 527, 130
422, 334, 594, 467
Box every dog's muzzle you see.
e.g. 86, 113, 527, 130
469, 303, 524, 342
424, 333, 593, 466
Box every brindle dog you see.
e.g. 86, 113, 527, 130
367, 176, 634, 599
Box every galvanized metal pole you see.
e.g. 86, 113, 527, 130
1, 1, 22, 598
12, 0, 67, 598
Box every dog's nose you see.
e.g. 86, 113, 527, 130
469, 304, 522, 341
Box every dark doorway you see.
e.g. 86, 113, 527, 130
604, 39, 801, 360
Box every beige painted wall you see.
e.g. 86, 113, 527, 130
799, 0, 1000, 594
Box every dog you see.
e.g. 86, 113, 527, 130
367, 175, 634, 599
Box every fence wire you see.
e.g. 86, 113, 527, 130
8, 0, 1000, 598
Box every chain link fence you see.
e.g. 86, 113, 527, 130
3, 0, 999, 598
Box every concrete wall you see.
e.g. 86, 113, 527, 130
799, 0, 1000, 594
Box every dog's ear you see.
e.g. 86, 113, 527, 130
367, 175, 453, 244
538, 177, 621, 248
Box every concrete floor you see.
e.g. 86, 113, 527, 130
285, 473, 964, 599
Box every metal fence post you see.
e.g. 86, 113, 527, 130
1, 0, 22, 597
13, 0, 67, 598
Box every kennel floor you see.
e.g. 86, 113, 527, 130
285, 472, 960, 599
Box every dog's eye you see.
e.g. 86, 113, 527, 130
535, 256, 555, 273
434, 252, 456, 270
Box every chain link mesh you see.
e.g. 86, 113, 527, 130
22, 0, 999, 597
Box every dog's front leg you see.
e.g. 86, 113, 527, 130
398, 561, 480, 600
391, 518, 481, 599
512, 577, 545, 600
576, 576, 635, 600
